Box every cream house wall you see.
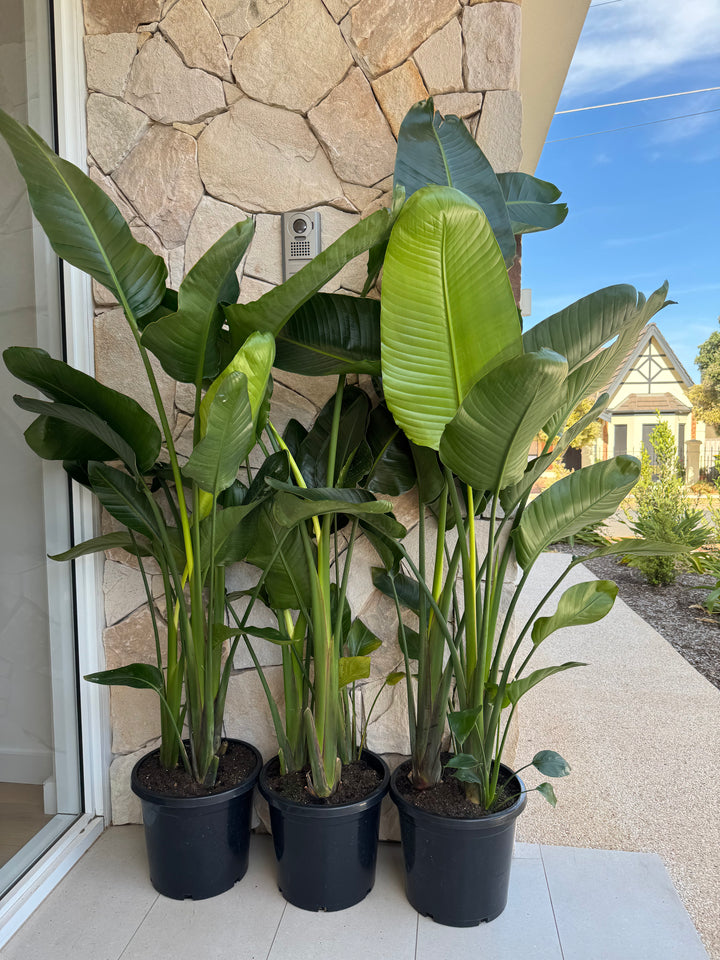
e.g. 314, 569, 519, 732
79, 0, 529, 824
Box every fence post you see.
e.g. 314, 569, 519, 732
685, 439, 701, 484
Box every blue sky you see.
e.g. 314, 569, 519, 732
522, 0, 720, 380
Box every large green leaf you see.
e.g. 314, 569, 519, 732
245, 502, 314, 610
198, 502, 260, 570
4, 347, 161, 472
141, 219, 255, 383
200, 332, 275, 437
50, 531, 155, 563
338, 656, 371, 688
439, 350, 567, 492
183, 372, 254, 495
381, 185, 521, 450
496, 172, 568, 235
365, 404, 416, 496
274, 293, 381, 376
87, 462, 161, 541
504, 662, 586, 705
581, 538, 694, 561
224, 206, 395, 345
394, 100, 516, 266
513, 456, 641, 569
85, 663, 165, 693
531, 580, 618, 646
272, 491, 392, 527
297, 386, 370, 487
0, 108, 166, 318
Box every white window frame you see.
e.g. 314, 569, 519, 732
0, 0, 109, 946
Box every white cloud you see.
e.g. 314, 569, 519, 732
562, 0, 720, 99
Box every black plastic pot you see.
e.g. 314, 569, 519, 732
258, 750, 390, 912
390, 762, 527, 926
131, 739, 261, 900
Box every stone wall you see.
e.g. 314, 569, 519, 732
80, 0, 524, 824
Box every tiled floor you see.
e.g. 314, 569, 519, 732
2, 827, 709, 960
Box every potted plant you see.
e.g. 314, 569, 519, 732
369, 181, 689, 925
0, 108, 397, 899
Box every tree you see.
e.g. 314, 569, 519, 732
690, 326, 720, 427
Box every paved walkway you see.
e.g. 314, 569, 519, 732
2, 829, 708, 960
515, 552, 720, 960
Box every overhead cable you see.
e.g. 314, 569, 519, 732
546, 107, 720, 143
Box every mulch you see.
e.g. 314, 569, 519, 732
549, 543, 720, 691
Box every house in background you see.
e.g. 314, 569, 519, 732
584, 323, 719, 481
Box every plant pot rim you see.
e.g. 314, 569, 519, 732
131, 738, 262, 809
389, 759, 527, 830
258, 749, 390, 820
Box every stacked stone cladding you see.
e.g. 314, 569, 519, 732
82, 0, 522, 824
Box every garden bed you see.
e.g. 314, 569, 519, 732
549, 544, 720, 690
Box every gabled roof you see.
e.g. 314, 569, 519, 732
605, 323, 694, 402
610, 392, 692, 415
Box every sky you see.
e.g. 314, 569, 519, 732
522, 0, 720, 381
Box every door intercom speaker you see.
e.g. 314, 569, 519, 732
282, 211, 321, 280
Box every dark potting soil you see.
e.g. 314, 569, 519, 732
395, 756, 519, 819
265, 756, 382, 806
134, 740, 257, 798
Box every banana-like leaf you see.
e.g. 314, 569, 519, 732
50, 531, 155, 562
500, 393, 609, 513
4, 346, 161, 472
448, 707, 483, 744
87, 462, 161, 541
365, 405, 416, 496
296, 386, 370, 487
183, 373, 254, 495
344, 619, 382, 657
265, 480, 379, 505
394, 100, 516, 266
338, 655, 371, 688
0, 108, 166, 318
200, 332, 275, 437
581, 538, 694, 561
531, 580, 618, 646
372, 567, 420, 614
24, 414, 117, 464
141, 219, 255, 383
439, 350, 568, 492
272, 492, 392, 528
84, 663, 165, 693
14, 397, 140, 471
496, 172, 568, 235
274, 293, 381, 376
532, 750, 571, 778
513, 456, 641, 569
245, 502, 314, 610
381, 186, 521, 450
504, 662, 586, 705
197, 502, 259, 571
224, 206, 395, 344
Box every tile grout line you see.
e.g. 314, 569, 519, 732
539, 845, 567, 960
264, 898, 288, 960
413, 907, 420, 960
116, 892, 160, 960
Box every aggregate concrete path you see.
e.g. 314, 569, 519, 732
515, 552, 720, 959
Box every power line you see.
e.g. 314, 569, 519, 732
590, 1, 625, 6
555, 86, 720, 115
546, 107, 720, 143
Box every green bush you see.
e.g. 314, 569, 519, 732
626, 420, 711, 584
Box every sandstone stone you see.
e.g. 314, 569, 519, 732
114, 126, 204, 246
198, 99, 343, 213
92, 279, 118, 308
321, 0, 355, 21
83, 0, 164, 35
244, 214, 283, 286
306, 205, 367, 294
232, 0, 352, 113
167, 245, 185, 288
372, 60, 428, 138
84, 33, 138, 96
110, 741, 160, 823
223, 81, 243, 105
432, 90, 484, 117
469, 0, 521, 4
111, 685, 161, 753
271, 369, 338, 412
224, 667, 285, 762
160, 0, 232, 80
223, 35, 240, 57
342, 0, 459, 78
173, 414, 194, 459
203, 0, 289, 37
239, 276, 274, 304
184, 194, 249, 274
125, 34, 226, 123
89, 164, 137, 222
94, 308, 177, 427
326, 195, 358, 213
104, 604, 165, 668
308, 68, 396, 187
172, 121, 205, 136
463, 2, 521, 91
225, 565, 284, 670
340, 182, 382, 212
476, 89, 522, 172
103, 561, 149, 626
266, 380, 318, 434
174, 381, 195, 414
361, 677, 411, 755
86, 93, 150, 175
360, 191, 391, 219
413, 15, 463, 94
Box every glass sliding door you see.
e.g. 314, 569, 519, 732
0, 0, 82, 895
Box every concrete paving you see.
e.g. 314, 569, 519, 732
2, 828, 709, 960
515, 551, 720, 960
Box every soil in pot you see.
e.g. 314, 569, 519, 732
394, 753, 519, 818
132, 738, 262, 901
259, 751, 390, 912
390, 758, 526, 927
